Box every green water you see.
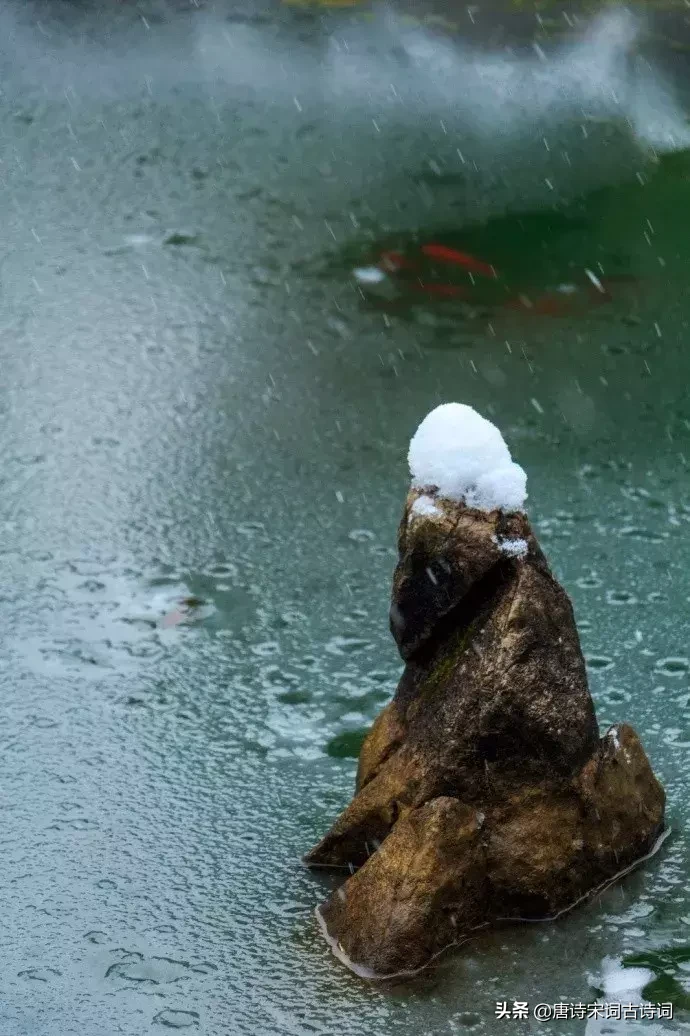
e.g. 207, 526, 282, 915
2, 2, 690, 1034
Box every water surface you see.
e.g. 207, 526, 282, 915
2, 2, 690, 1034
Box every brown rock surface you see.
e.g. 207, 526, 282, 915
305, 486, 665, 977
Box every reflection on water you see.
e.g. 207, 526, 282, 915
1, 1, 690, 1034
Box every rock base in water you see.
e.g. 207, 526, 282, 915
305, 477, 665, 978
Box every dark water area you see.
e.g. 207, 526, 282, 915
2, 1, 690, 1034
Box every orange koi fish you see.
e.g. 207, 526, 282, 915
420, 243, 496, 278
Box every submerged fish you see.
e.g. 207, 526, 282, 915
420, 243, 496, 277
504, 275, 640, 316
354, 244, 640, 316
376, 244, 495, 277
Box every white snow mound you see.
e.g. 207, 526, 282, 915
408, 403, 527, 511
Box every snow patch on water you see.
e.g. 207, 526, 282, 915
583, 958, 657, 1035
598, 958, 655, 998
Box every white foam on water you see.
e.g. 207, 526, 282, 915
189, 6, 690, 230
353, 266, 387, 285
584, 957, 661, 1036
5, 3, 687, 235
599, 957, 655, 997
4, 2, 688, 165
195, 7, 690, 156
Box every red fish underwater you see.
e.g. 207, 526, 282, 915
419, 243, 496, 278
353, 245, 639, 317
372, 243, 496, 279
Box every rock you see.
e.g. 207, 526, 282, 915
305, 467, 665, 978
318, 797, 487, 977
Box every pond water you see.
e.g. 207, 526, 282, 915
2, 1, 690, 1034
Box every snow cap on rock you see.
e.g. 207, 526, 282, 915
408, 403, 527, 512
